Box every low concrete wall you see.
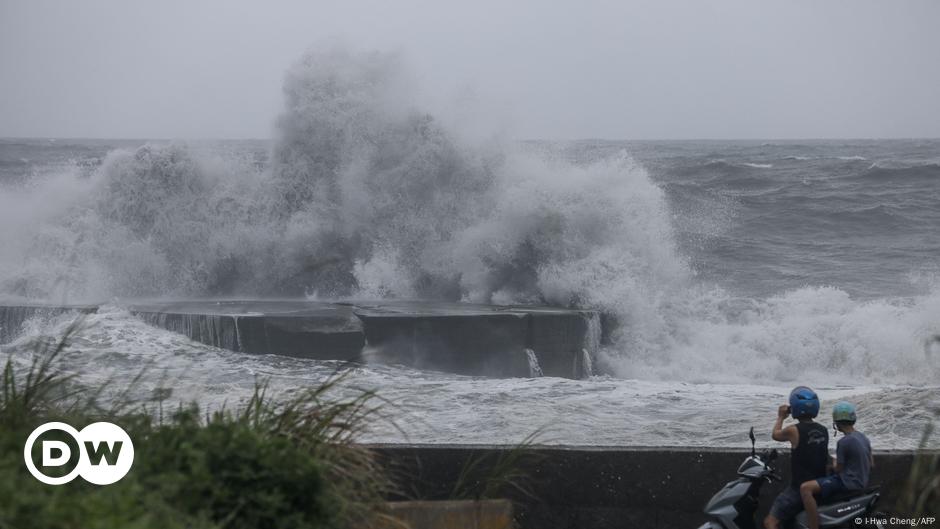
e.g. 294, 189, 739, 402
382, 500, 514, 529
0, 304, 98, 343
130, 302, 365, 360
373, 445, 920, 529
358, 311, 531, 377
1, 301, 599, 379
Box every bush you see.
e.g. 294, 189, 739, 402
0, 320, 390, 529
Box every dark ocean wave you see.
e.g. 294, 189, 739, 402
667, 160, 780, 189
855, 162, 940, 181
812, 203, 912, 228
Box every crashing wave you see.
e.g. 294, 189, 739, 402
0, 48, 937, 385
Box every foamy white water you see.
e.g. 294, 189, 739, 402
0, 308, 936, 449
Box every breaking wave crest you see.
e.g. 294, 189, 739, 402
858, 162, 940, 181
1, 48, 938, 385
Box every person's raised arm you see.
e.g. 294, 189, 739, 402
771, 404, 797, 447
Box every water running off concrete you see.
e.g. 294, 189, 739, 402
0, 300, 600, 379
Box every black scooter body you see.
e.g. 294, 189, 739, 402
793, 489, 881, 528
696, 429, 886, 529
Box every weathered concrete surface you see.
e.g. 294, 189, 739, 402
523, 308, 599, 379
357, 302, 530, 377
354, 301, 598, 378
0, 303, 99, 343
372, 444, 923, 529
0, 300, 599, 379
380, 500, 514, 529
129, 300, 365, 361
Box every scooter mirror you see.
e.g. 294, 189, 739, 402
749, 427, 756, 456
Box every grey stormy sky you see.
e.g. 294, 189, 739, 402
1, 0, 939, 140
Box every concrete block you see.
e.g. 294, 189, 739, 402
0, 304, 98, 343
357, 311, 530, 377
382, 500, 514, 529
1, 300, 601, 379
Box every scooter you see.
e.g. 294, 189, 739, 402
696, 428, 887, 529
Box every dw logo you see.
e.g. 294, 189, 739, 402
23, 422, 134, 485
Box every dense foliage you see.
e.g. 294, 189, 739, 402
0, 323, 389, 529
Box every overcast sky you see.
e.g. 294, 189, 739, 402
2, 0, 939, 140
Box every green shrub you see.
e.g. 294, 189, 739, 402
133, 408, 333, 529
0, 319, 390, 529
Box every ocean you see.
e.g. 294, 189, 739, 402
1, 136, 936, 449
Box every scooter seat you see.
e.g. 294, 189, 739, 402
818, 485, 880, 505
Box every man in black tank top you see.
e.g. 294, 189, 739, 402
764, 386, 829, 529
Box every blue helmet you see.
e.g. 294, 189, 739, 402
832, 401, 857, 424
789, 386, 820, 419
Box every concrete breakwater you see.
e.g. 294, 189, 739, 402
373, 444, 922, 529
0, 300, 600, 379
0, 304, 99, 343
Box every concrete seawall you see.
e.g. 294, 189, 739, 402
373, 445, 922, 529
0, 300, 600, 379
0, 304, 99, 343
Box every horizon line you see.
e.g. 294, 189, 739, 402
3, 135, 940, 143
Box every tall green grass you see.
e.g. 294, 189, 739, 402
0, 318, 392, 529
450, 431, 543, 502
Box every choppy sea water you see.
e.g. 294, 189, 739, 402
1, 136, 937, 449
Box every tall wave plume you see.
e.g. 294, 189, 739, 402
1, 47, 938, 385
0, 48, 685, 310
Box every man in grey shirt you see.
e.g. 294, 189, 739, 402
799, 401, 873, 529
836, 428, 872, 489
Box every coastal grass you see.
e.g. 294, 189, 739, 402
0, 319, 392, 529
450, 431, 543, 502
